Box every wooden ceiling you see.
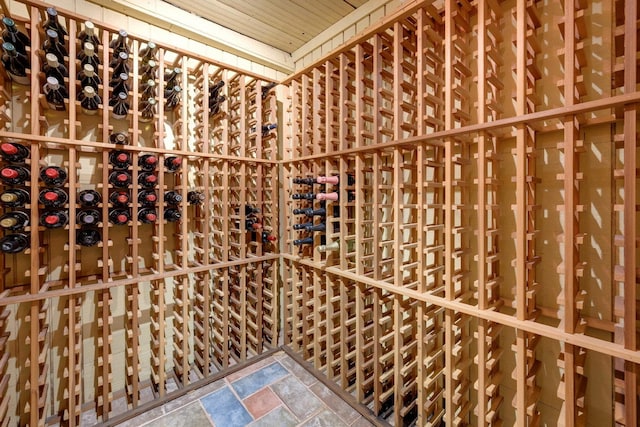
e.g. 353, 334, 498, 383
161, 0, 370, 53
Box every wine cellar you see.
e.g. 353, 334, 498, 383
0, 0, 638, 425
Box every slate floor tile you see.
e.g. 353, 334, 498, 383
278, 356, 318, 386
243, 387, 282, 419
299, 408, 350, 427
231, 362, 289, 399
248, 405, 298, 427
310, 382, 360, 425
144, 402, 212, 427
270, 375, 324, 420
200, 386, 253, 427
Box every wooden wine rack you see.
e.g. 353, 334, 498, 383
282, 1, 640, 426
0, 0, 280, 425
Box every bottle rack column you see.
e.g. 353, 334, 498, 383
0, 293, 10, 426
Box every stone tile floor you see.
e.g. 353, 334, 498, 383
117, 351, 375, 427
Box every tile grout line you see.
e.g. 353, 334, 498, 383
197, 399, 217, 427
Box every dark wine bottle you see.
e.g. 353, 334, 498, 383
138, 208, 157, 223
108, 170, 131, 188
241, 205, 260, 215
109, 190, 129, 206
109, 51, 129, 76
164, 208, 181, 222
0, 210, 29, 230
77, 63, 101, 90
293, 237, 314, 246
244, 217, 262, 231
108, 208, 130, 225
78, 41, 100, 70
138, 154, 157, 171
78, 86, 101, 115
78, 189, 101, 207
140, 59, 157, 79
138, 171, 157, 188
209, 80, 224, 99
187, 191, 205, 205
261, 123, 277, 137
38, 188, 68, 207
0, 232, 29, 253
164, 191, 182, 205
209, 95, 225, 115
0, 141, 29, 162
164, 85, 181, 110
109, 132, 129, 145
293, 222, 313, 230
261, 231, 276, 243
43, 76, 67, 111
292, 207, 326, 217
164, 67, 180, 89
43, 52, 68, 83
139, 41, 157, 63
1, 42, 29, 85
141, 79, 155, 98
291, 192, 316, 200
261, 82, 277, 99
163, 156, 181, 172
138, 189, 157, 206
109, 29, 129, 57
0, 165, 29, 185
42, 29, 67, 64
0, 188, 29, 207
293, 175, 350, 186
304, 222, 326, 232
76, 227, 101, 246
109, 72, 129, 94
139, 97, 156, 123
1, 17, 30, 55
40, 210, 68, 228
108, 150, 132, 169
76, 209, 101, 226
40, 166, 67, 187
109, 91, 129, 119
78, 21, 100, 47
42, 7, 67, 36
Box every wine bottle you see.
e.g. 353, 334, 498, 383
261, 231, 276, 243
291, 192, 315, 200
78, 86, 101, 115
163, 156, 181, 172
293, 237, 314, 246
0, 210, 29, 230
139, 97, 156, 123
42, 7, 67, 36
292, 207, 326, 217
164, 190, 182, 205
316, 192, 339, 201
243, 217, 262, 231
109, 91, 129, 119
261, 123, 277, 137
209, 95, 225, 115
140, 59, 157, 79
108, 150, 132, 169
261, 82, 277, 99
1, 17, 30, 55
40, 166, 67, 187
209, 80, 224, 100
0, 188, 29, 207
76, 209, 101, 225
0, 232, 29, 253
187, 190, 205, 205
0, 165, 29, 185
141, 79, 155, 98
109, 51, 129, 76
43, 52, 68, 83
1, 42, 29, 85
108, 208, 130, 225
164, 208, 181, 222
138, 189, 157, 206
108, 170, 131, 188
109, 72, 129, 94
237, 204, 260, 216
78, 42, 100, 70
304, 222, 326, 232
164, 67, 180, 89
0, 141, 29, 162
76, 227, 101, 246
40, 210, 68, 228
293, 222, 313, 230
77, 63, 101, 90
109, 132, 129, 145
109, 29, 129, 57
42, 29, 67, 64
139, 41, 157, 63
78, 189, 101, 207
318, 241, 339, 253
293, 175, 352, 186
78, 21, 100, 47
138, 171, 157, 188
109, 190, 129, 206
138, 154, 157, 171
164, 85, 181, 110
38, 188, 68, 207
138, 208, 157, 223
43, 76, 67, 111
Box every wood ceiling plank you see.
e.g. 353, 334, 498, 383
290, 0, 353, 21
